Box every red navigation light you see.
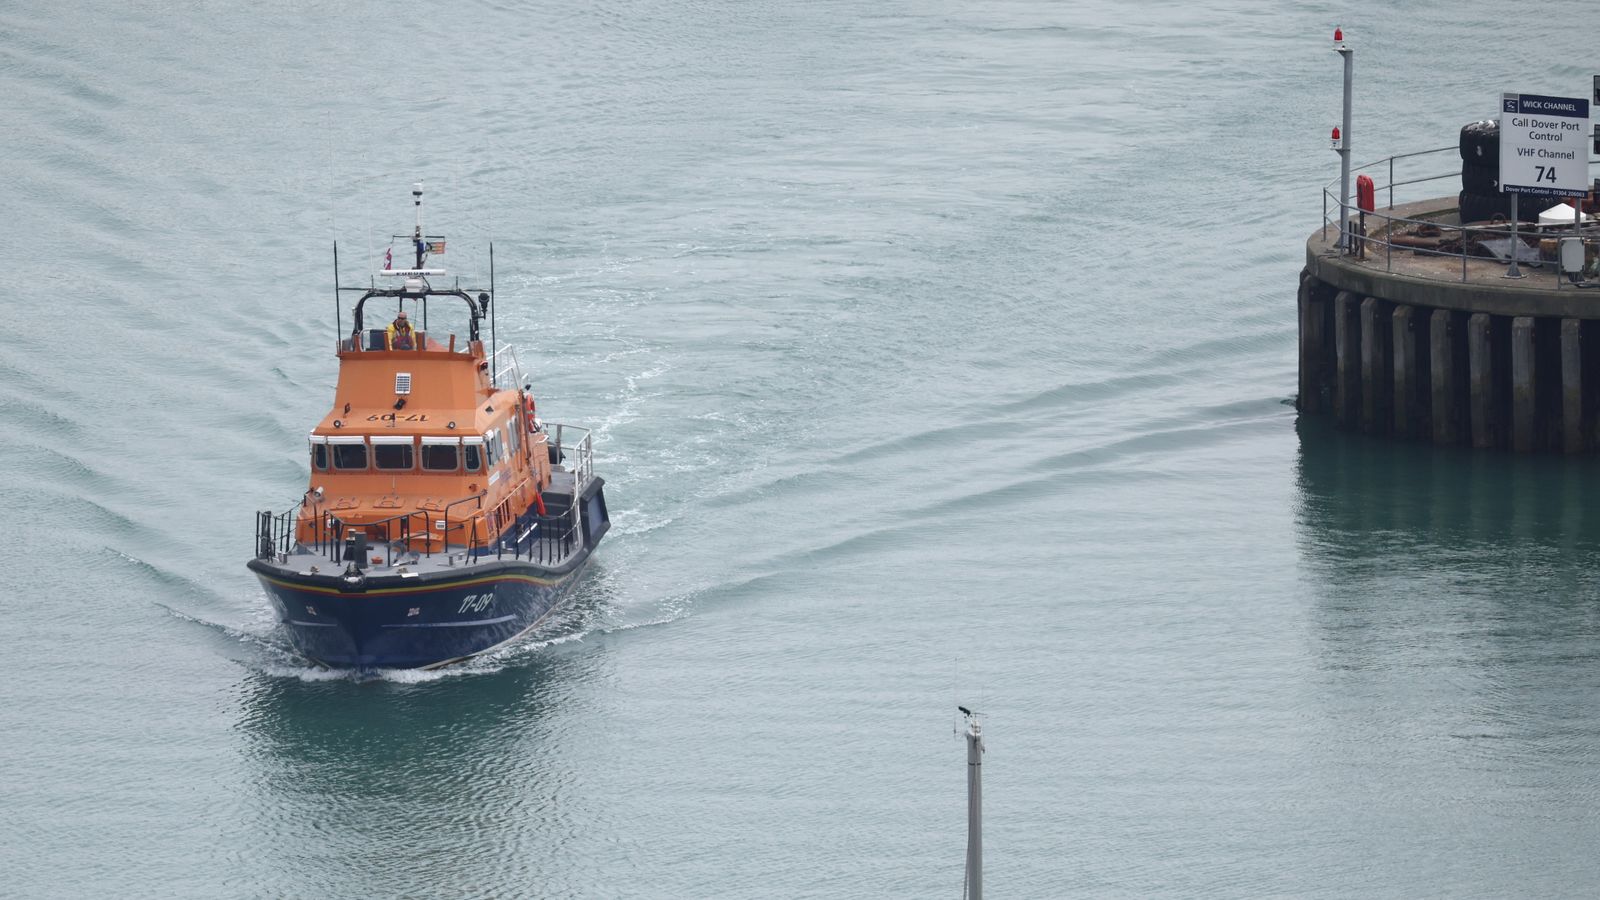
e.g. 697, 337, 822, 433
1331, 127, 1341, 141
1333, 27, 1343, 42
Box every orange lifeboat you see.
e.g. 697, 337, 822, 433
247, 184, 610, 670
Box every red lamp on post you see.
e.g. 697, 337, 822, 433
1331, 27, 1354, 252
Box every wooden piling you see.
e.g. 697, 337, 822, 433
1468, 313, 1498, 450
1334, 292, 1362, 428
1430, 309, 1460, 445
1297, 272, 1328, 414
1360, 297, 1391, 434
1511, 317, 1537, 453
1562, 318, 1583, 454
1392, 304, 1418, 438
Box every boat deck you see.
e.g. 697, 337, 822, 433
267, 468, 585, 579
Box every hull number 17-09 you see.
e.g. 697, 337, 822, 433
458, 592, 495, 614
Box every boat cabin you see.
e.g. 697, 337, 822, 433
293, 268, 553, 556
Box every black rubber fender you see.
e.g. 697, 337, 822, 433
1461, 163, 1499, 195
1459, 189, 1559, 224
1458, 190, 1509, 224
1459, 119, 1499, 163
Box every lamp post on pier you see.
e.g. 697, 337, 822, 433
1333, 27, 1354, 254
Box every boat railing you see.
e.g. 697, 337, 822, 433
548, 422, 594, 494
489, 494, 584, 567
254, 476, 584, 569
490, 345, 523, 391
255, 506, 300, 561
1320, 145, 1600, 287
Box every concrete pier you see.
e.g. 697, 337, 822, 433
1301, 197, 1600, 454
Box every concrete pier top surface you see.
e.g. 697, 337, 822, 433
1306, 197, 1600, 319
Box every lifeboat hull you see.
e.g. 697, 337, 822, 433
247, 526, 605, 670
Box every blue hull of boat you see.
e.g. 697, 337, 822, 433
250, 559, 587, 669
248, 481, 609, 669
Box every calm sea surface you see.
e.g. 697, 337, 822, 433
5, 1, 1600, 896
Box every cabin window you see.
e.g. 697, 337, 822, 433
311, 443, 328, 471
373, 442, 414, 470
332, 442, 368, 470
484, 433, 498, 468
464, 442, 483, 472
422, 443, 459, 471
506, 423, 519, 455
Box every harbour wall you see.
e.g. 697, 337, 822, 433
1301, 197, 1600, 453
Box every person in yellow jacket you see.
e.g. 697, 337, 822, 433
386, 310, 416, 350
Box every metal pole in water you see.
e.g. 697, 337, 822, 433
961, 707, 984, 900
1335, 28, 1354, 254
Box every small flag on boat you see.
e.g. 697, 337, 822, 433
427, 240, 446, 254
384, 247, 392, 270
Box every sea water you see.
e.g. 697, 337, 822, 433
4, 1, 1600, 896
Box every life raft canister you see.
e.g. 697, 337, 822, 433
1356, 174, 1376, 213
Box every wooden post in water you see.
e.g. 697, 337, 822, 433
1511, 316, 1537, 453
1334, 292, 1362, 428
1360, 296, 1391, 434
1430, 309, 1460, 445
1561, 318, 1585, 454
1392, 304, 1418, 438
1297, 271, 1328, 414
1468, 313, 1497, 449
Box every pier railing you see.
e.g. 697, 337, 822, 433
1320, 147, 1600, 288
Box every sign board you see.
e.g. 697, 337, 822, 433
1500, 92, 1591, 197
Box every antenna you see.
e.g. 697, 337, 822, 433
412, 181, 425, 269
489, 242, 497, 375
333, 241, 341, 342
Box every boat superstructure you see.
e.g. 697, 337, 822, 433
247, 184, 609, 669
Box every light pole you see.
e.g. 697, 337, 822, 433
1333, 27, 1354, 254
960, 707, 985, 900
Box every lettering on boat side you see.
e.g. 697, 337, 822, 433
458, 593, 494, 615
365, 414, 430, 422
408, 607, 421, 617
